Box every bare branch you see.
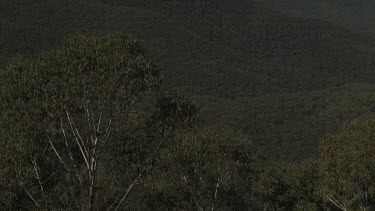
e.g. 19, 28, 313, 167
95, 104, 105, 133
113, 179, 138, 211
61, 120, 82, 183
325, 194, 347, 211
23, 186, 40, 207
47, 134, 72, 174
66, 111, 90, 169
107, 168, 145, 211
96, 118, 113, 159
85, 108, 93, 138
211, 171, 231, 211
31, 158, 45, 196
42, 171, 57, 184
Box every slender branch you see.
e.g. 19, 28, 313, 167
107, 138, 166, 210
42, 171, 57, 184
212, 180, 220, 211
23, 186, 40, 207
85, 108, 92, 136
211, 171, 230, 211
113, 183, 136, 211
61, 120, 82, 183
31, 158, 45, 196
87, 108, 96, 138
66, 112, 85, 149
96, 118, 112, 160
66, 111, 90, 169
47, 134, 72, 174
106, 196, 120, 211
66, 111, 89, 157
107, 168, 145, 211
325, 194, 347, 211
95, 104, 104, 133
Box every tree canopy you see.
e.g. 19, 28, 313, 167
0, 32, 161, 210
0, 33, 264, 210
2, 31, 375, 210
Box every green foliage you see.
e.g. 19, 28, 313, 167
319, 119, 375, 210
148, 91, 200, 132
254, 119, 375, 210
1, 0, 375, 162
0, 32, 160, 210
1, 0, 374, 96
0, 32, 266, 210
199, 83, 375, 161
144, 126, 264, 210
257, 160, 322, 210
264, 0, 375, 34
2, 1, 375, 210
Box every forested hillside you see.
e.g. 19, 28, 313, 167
2, 0, 375, 95
262, 0, 375, 35
200, 83, 375, 160
3, 0, 375, 209
1, 0, 375, 160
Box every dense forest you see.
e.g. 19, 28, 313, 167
1, 0, 375, 210
262, 0, 375, 35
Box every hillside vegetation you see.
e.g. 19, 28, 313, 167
2, 33, 375, 210
262, 0, 375, 35
1, 0, 375, 161
3, 1, 375, 208
2, 0, 375, 95
199, 83, 375, 161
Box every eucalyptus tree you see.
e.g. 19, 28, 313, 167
319, 119, 375, 211
0, 32, 160, 210
0, 32, 267, 210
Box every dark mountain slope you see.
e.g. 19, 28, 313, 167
262, 0, 375, 35
1, 0, 375, 96
214, 1, 375, 93
1, 0, 375, 161
199, 83, 375, 161
98, 0, 375, 95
